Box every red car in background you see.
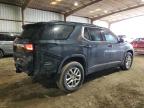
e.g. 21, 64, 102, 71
131, 38, 144, 54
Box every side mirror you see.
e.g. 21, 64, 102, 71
118, 38, 124, 43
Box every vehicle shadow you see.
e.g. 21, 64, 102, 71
38, 67, 121, 96
0, 55, 13, 59
135, 54, 144, 57
0, 67, 121, 102
84, 67, 121, 83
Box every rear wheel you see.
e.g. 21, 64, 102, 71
0, 50, 4, 58
120, 52, 133, 70
57, 61, 84, 92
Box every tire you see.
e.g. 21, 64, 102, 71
56, 61, 84, 92
0, 50, 4, 58
120, 52, 133, 70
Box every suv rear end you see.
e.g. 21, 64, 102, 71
13, 23, 42, 75
13, 22, 75, 77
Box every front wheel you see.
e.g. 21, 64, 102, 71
120, 52, 133, 70
56, 61, 84, 92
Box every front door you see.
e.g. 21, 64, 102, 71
102, 29, 123, 64
83, 27, 111, 74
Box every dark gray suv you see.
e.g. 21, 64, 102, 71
13, 21, 134, 92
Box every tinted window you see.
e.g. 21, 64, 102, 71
21, 25, 43, 40
104, 31, 118, 43
42, 24, 74, 40
0, 34, 15, 41
84, 27, 102, 41
84, 28, 91, 40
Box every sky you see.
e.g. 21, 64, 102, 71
94, 15, 144, 41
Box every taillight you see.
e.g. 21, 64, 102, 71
24, 44, 33, 51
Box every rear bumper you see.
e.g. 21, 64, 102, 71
14, 51, 61, 78
15, 63, 23, 73
14, 55, 34, 75
15, 59, 59, 77
15, 62, 34, 76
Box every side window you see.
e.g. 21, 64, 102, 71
104, 31, 118, 43
89, 28, 103, 41
84, 28, 91, 40
7, 36, 15, 41
84, 27, 103, 41
0, 35, 4, 41
3, 36, 11, 41
0, 35, 15, 41
42, 24, 74, 40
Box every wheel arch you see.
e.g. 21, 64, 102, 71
0, 48, 4, 54
127, 50, 134, 56
57, 54, 87, 75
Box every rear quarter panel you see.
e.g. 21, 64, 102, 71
34, 35, 88, 77
123, 42, 134, 57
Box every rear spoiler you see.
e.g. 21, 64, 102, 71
22, 22, 46, 29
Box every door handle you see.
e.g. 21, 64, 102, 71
81, 45, 92, 48
86, 45, 92, 48
108, 44, 113, 47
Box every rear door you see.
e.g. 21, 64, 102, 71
83, 27, 111, 73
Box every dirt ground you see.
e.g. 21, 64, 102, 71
0, 55, 144, 108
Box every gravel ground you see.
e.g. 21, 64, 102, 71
0, 55, 144, 108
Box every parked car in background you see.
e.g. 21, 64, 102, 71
0, 34, 16, 58
118, 35, 127, 42
13, 21, 134, 92
118, 35, 134, 43
131, 38, 144, 54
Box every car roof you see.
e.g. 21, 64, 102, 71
24, 21, 105, 29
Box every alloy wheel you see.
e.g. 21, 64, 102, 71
65, 67, 81, 88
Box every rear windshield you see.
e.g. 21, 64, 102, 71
21, 25, 43, 40
21, 24, 74, 40
41, 24, 74, 40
